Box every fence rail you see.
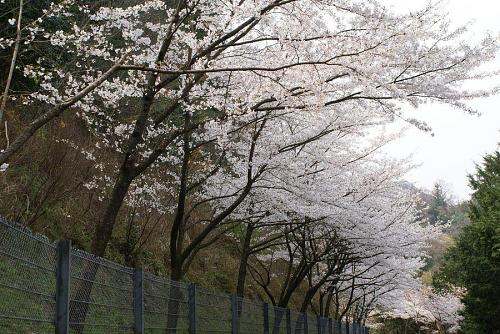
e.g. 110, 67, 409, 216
0, 217, 369, 334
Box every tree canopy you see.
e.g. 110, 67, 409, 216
434, 150, 500, 333
1, 0, 498, 332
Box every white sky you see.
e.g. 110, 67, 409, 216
380, 0, 500, 200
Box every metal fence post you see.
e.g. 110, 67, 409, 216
304, 313, 308, 334
317, 316, 321, 334
286, 309, 291, 334
55, 240, 71, 334
263, 303, 269, 334
133, 269, 144, 334
188, 283, 197, 334
328, 318, 332, 334
231, 294, 239, 334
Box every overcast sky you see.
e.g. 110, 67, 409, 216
380, 0, 500, 200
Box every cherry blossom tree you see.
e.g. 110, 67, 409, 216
0, 0, 497, 260
0, 1, 493, 331
378, 285, 464, 333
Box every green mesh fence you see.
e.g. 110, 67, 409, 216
0, 217, 57, 334
0, 217, 368, 334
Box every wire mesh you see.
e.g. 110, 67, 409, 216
340, 321, 347, 334
237, 297, 264, 334
308, 315, 318, 334
196, 287, 232, 334
319, 317, 328, 334
289, 310, 304, 334
268, 306, 287, 334
331, 319, 341, 334
69, 249, 134, 333
143, 272, 190, 333
0, 217, 368, 334
0, 217, 57, 334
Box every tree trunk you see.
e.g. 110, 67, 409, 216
324, 292, 333, 318
300, 287, 318, 313
165, 272, 183, 334
91, 170, 133, 256
165, 114, 191, 334
272, 307, 286, 334
70, 169, 133, 333
236, 223, 254, 297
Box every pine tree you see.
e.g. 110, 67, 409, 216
435, 150, 500, 333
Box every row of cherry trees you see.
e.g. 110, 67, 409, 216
1, 0, 496, 331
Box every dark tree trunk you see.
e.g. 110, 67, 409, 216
324, 292, 333, 318
91, 170, 133, 257
319, 292, 325, 317
165, 112, 191, 334
236, 223, 254, 297
300, 288, 318, 313
272, 307, 286, 334
165, 278, 183, 334
70, 169, 134, 333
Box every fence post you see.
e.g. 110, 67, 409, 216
55, 240, 71, 334
188, 283, 196, 334
231, 294, 239, 334
317, 316, 321, 334
133, 269, 144, 334
263, 303, 269, 334
328, 318, 332, 334
304, 313, 308, 334
286, 309, 291, 334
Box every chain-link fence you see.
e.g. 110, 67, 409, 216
0, 217, 369, 334
0, 217, 56, 334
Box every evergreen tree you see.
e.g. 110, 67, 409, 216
434, 150, 500, 333
428, 183, 451, 225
